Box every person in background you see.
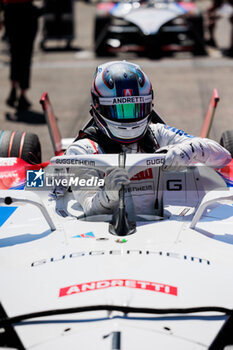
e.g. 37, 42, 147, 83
206, 0, 233, 57
0, 0, 40, 110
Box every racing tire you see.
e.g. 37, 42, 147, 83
0, 130, 41, 164
220, 130, 233, 158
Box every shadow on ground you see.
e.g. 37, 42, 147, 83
5, 110, 46, 124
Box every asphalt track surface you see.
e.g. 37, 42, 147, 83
0, 0, 233, 161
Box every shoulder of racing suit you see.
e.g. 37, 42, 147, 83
149, 123, 196, 148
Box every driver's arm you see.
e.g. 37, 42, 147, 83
73, 167, 129, 216
66, 139, 129, 216
152, 124, 231, 170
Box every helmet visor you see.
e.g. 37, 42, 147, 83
98, 95, 152, 122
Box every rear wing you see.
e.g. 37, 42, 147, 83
200, 88, 220, 138
40, 92, 63, 156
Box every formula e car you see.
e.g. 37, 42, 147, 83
94, 0, 206, 58
0, 91, 233, 349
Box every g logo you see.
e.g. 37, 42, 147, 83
166, 179, 182, 191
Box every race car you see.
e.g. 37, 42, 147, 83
0, 91, 233, 349
94, 0, 207, 58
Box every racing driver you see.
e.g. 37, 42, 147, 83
53, 60, 231, 216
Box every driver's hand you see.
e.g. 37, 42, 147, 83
49, 184, 67, 199
163, 144, 191, 171
104, 167, 130, 201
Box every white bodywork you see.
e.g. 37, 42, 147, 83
0, 153, 233, 349
111, 2, 186, 35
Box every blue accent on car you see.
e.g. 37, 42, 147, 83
10, 181, 25, 190
72, 232, 95, 238
174, 3, 188, 14
164, 125, 194, 138
218, 172, 233, 187
0, 207, 17, 227
110, 3, 119, 15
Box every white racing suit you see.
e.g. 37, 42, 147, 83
64, 123, 231, 216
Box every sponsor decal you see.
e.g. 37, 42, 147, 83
125, 184, 153, 193
0, 158, 27, 189
167, 179, 182, 191
55, 159, 96, 166
0, 171, 21, 189
0, 158, 17, 166
0, 207, 17, 227
73, 232, 95, 238
131, 168, 153, 181
123, 89, 133, 96
99, 95, 152, 106
31, 250, 210, 267
26, 169, 44, 188
146, 158, 164, 165
59, 279, 178, 297
113, 97, 146, 104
